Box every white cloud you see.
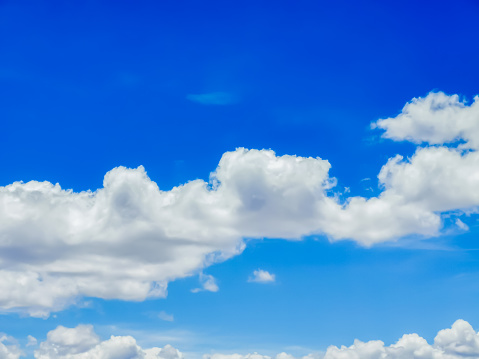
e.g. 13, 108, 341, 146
318, 92, 479, 244
0, 320, 478, 359
33, 325, 183, 359
318, 145, 479, 244
248, 269, 276, 283
0, 334, 23, 359
26, 335, 37, 347
147, 345, 184, 359
2, 91, 479, 315
321, 319, 479, 359
37, 325, 100, 357
203, 320, 479, 359
0, 148, 335, 315
455, 219, 469, 231
373, 91, 479, 149
158, 311, 175, 322
186, 92, 237, 105
191, 274, 219, 293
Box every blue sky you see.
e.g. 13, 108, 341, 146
2, 1, 479, 358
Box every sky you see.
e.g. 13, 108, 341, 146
2, 0, 479, 358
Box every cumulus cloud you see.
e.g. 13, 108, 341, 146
186, 92, 237, 105
248, 269, 276, 283
0, 148, 335, 316
318, 145, 479, 244
321, 319, 479, 359
317, 92, 479, 244
1, 320, 479, 359
0, 334, 23, 359
203, 320, 479, 359
373, 91, 479, 149
2, 91, 479, 315
33, 325, 183, 359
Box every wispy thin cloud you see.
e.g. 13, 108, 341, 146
26, 335, 37, 347
456, 219, 469, 231
192, 273, 219, 293
158, 311, 174, 322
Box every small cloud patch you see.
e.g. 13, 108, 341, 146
158, 311, 174, 322
456, 219, 469, 231
26, 335, 37, 347
248, 269, 276, 283
191, 273, 219, 293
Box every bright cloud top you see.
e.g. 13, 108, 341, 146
33, 325, 183, 359
248, 269, 276, 283
204, 320, 479, 359
4, 319, 479, 359
1, 91, 479, 316
0, 334, 23, 359
374, 92, 479, 149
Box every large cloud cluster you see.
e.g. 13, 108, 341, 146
318, 319, 479, 358
32, 325, 183, 359
0, 149, 334, 316
1, 91, 479, 315
204, 320, 479, 359
3, 319, 475, 359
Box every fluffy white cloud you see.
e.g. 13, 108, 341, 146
321, 319, 479, 359
0, 320, 478, 359
203, 320, 479, 359
0, 148, 335, 316
248, 269, 276, 283
0, 334, 23, 359
2, 91, 479, 315
319, 145, 479, 244
434, 319, 479, 357
373, 91, 479, 149
35, 325, 101, 358
318, 92, 479, 244
34, 325, 183, 359
145, 345, 183, 359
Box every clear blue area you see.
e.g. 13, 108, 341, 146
1, 0, 479, 355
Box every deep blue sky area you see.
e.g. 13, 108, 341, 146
2, 0, 479, 192
2, 0, 479, 358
